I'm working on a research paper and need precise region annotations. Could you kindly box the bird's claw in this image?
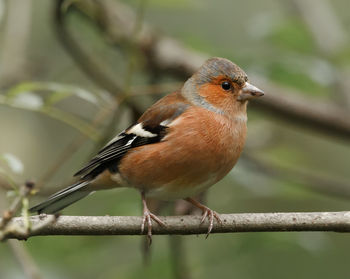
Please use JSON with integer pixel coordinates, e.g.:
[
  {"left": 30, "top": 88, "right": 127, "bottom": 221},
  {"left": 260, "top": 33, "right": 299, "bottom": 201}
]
[
  {"left": 200, "top": 208, "right": 222, "bottom": 238},
  {"left": 141, "top": 209, "right": 166, "bottom": 245}
]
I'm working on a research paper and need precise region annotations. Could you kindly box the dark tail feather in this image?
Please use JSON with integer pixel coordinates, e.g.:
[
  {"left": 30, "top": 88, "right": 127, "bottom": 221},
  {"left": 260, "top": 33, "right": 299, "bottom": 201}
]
[{"left": 30, "top": 181, "right": 92, "bottom": 214}]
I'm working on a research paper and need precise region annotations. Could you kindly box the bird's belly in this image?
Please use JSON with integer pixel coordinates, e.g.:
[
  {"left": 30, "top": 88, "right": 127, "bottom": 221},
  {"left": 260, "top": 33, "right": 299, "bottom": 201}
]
[
  {"left": 118, "top": 142, "right": 238, "bottom": 200},
  {"left": 145, "top": 175, "right": 217, "bottom": 200}
]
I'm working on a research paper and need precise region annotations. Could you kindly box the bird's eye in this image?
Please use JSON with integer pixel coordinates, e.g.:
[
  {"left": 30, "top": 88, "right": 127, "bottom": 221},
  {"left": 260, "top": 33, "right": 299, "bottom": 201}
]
[{"left": 221, "top": 81, "right": 231, "bottom": 91}]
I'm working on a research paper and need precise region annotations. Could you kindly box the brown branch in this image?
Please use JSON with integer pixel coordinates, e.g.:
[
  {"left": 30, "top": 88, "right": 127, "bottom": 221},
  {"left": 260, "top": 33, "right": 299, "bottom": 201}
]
[{"left": 3, "top": 211, "right": 350, "bottom": 240}]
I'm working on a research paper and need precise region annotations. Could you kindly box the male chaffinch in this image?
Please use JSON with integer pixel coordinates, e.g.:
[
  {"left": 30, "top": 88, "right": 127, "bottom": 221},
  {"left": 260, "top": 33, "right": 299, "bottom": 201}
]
[{"left": 30, "top": 57, "right": 264, "bottom": 240}]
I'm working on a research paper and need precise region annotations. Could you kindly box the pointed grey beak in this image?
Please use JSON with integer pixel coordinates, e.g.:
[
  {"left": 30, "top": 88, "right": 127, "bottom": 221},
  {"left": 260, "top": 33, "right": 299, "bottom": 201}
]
[{"left": 238, "top": 82, "right": 264, "bottom": 101}]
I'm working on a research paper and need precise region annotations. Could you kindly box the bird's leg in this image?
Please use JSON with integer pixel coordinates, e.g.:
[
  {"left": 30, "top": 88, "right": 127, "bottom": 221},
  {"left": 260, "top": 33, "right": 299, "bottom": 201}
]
[
  {"left": 185, "top": 197, "right": 222, "bottom": 238},
  {"left": 140, "top": 191, "right": 166, "bottom": 244}
]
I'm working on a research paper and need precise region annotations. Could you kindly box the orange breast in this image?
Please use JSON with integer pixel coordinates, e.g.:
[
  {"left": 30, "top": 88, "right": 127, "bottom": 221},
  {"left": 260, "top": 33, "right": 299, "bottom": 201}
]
[{"left": 117, "top": 107, "right": 247, "bottom": 200}]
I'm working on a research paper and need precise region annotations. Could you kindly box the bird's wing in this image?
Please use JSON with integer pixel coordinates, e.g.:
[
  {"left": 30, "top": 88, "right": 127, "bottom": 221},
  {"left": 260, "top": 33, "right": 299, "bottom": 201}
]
[{"left": 74, "top": 92, "right": 190, "bottom": 179}]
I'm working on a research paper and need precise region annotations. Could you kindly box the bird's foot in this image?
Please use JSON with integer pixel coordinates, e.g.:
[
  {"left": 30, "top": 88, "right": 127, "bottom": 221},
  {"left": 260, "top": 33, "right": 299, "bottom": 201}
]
[
  {"left": 185, "top": 197, "right": 222, "bottom": 238},
  {"left": 141, "top": 208, "right": 166, "bottom": 244},
  {"left": 141, "top": 192, "right": 166, "bottom": 245},
  {"left": 199, "top": 207, "right": 222, "bottom": 238}
]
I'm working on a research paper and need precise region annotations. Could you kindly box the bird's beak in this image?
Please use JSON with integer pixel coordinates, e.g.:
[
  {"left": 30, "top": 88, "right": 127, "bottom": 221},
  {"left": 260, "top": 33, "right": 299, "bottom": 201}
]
[{"left": 238, "top": 82, "right": 264, "bottom": 101}]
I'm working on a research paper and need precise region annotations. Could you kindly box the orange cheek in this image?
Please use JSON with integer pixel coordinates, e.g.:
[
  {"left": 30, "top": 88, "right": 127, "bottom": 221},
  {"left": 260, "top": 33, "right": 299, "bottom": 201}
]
[{"left": 198, "top": 83, "right": 232, "bottom": 108}]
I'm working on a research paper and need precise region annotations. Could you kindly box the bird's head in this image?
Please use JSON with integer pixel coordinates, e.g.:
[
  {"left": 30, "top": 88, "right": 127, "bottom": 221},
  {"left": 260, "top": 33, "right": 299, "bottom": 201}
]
[{"left": 182, "top": 57, "right": 264, "bottom": 114}]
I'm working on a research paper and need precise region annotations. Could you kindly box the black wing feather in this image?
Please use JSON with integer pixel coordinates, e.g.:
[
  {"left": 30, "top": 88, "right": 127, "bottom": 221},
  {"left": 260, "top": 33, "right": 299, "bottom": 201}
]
[{"left": 74, "top": 125, "right": 167, "bottom": 179}]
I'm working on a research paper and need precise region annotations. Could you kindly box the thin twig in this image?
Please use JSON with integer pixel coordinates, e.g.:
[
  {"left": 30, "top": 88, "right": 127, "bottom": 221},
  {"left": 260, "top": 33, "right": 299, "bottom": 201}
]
[
  {"left": 0, "top": 181, "right": 59, "bottom": 241},
  {"left": 0, "top": 181, "right": 34, "bottom": 230},
  {"left": 1, "top": 214, "right": 59, "bottom": 241}
]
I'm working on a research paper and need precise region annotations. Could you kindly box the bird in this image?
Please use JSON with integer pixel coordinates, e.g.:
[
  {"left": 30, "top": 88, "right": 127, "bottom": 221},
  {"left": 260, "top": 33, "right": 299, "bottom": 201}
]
[{"left": 30, "top": 57, "right": 264, "bottom": 241}]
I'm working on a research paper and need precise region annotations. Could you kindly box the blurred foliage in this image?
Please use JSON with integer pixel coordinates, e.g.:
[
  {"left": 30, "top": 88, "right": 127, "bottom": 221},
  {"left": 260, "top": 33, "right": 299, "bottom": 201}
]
[
  {"left": 0, "top": 152, "right": 21, "bottom": 191},
  {"left": 269, "top": 18, "right": 316, "bottom": 53},
  {"left": 1, "top": 82, "right": 103, "bottom": 140},
  {"left": 1, "top": 0, "right": 350, "bottom": 279}
]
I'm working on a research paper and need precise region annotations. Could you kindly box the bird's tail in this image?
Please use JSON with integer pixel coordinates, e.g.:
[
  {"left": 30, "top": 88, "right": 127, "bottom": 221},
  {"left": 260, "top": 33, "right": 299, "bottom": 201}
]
[{"left": 29, "top": 180, "right": 92, "bottom": 214}]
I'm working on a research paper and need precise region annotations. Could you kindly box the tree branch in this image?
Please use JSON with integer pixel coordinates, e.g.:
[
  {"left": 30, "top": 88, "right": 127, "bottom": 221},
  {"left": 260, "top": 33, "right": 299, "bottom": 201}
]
[{"left": 3, "top": 211, "right": 350, "bottom": 240}]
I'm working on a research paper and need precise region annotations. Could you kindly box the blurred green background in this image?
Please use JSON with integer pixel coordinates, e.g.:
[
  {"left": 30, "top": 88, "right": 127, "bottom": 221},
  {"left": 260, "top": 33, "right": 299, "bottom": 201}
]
[{"left": 1, "top": 0, "right": 350, "bottom": 278}]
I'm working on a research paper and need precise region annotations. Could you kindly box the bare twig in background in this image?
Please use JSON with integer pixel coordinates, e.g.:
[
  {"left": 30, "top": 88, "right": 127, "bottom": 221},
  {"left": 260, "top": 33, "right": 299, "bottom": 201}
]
[
  {"left": 36, "top": 100, "right": 117, "bottom": 189},
  {"left": 291, "top": 0, "right": 347, "bottom": 55},
  {"left": 249, "top": 78, "right": 350, "bottom": 140},
  {"left": 68, "top": 0, "right": 350, "bottom": 140},
  {"left": 0, "top": 177, "right": 13, "bottom": 193},
  {"left": 3, "top": 212, "right": 350, "bottom": 240},
  {"left": 168, "top": 199, "right": 200, "bottom": 279},
  {"left": 36, "top": 0, "right": 148, "bottom": 191},
  {"left": 336, "top": 68, "right": 350, "bottom": 110},
  {"left": 243, "top": 154, "right": 350, "bottom": 200},
  {"left": 8, "top": 240, "right": 42, "bottom": 279},
  {"left": 92, "top": 0, "right": 148, "bottom": 150},
  {"left": 54, "top": 0, "right": 122, "bottom": 95},
  {"left": 169, "top": 236, "right": 192, "bottom": 279},
  {"left": 0, "top": 0, "right": 32, "bottom": 86},
  {"left": 291, "top": 0, "right": 350, "bottom": 109},
  {"left": 54, "top": 0, "right": 143, "bottom": 116}
]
